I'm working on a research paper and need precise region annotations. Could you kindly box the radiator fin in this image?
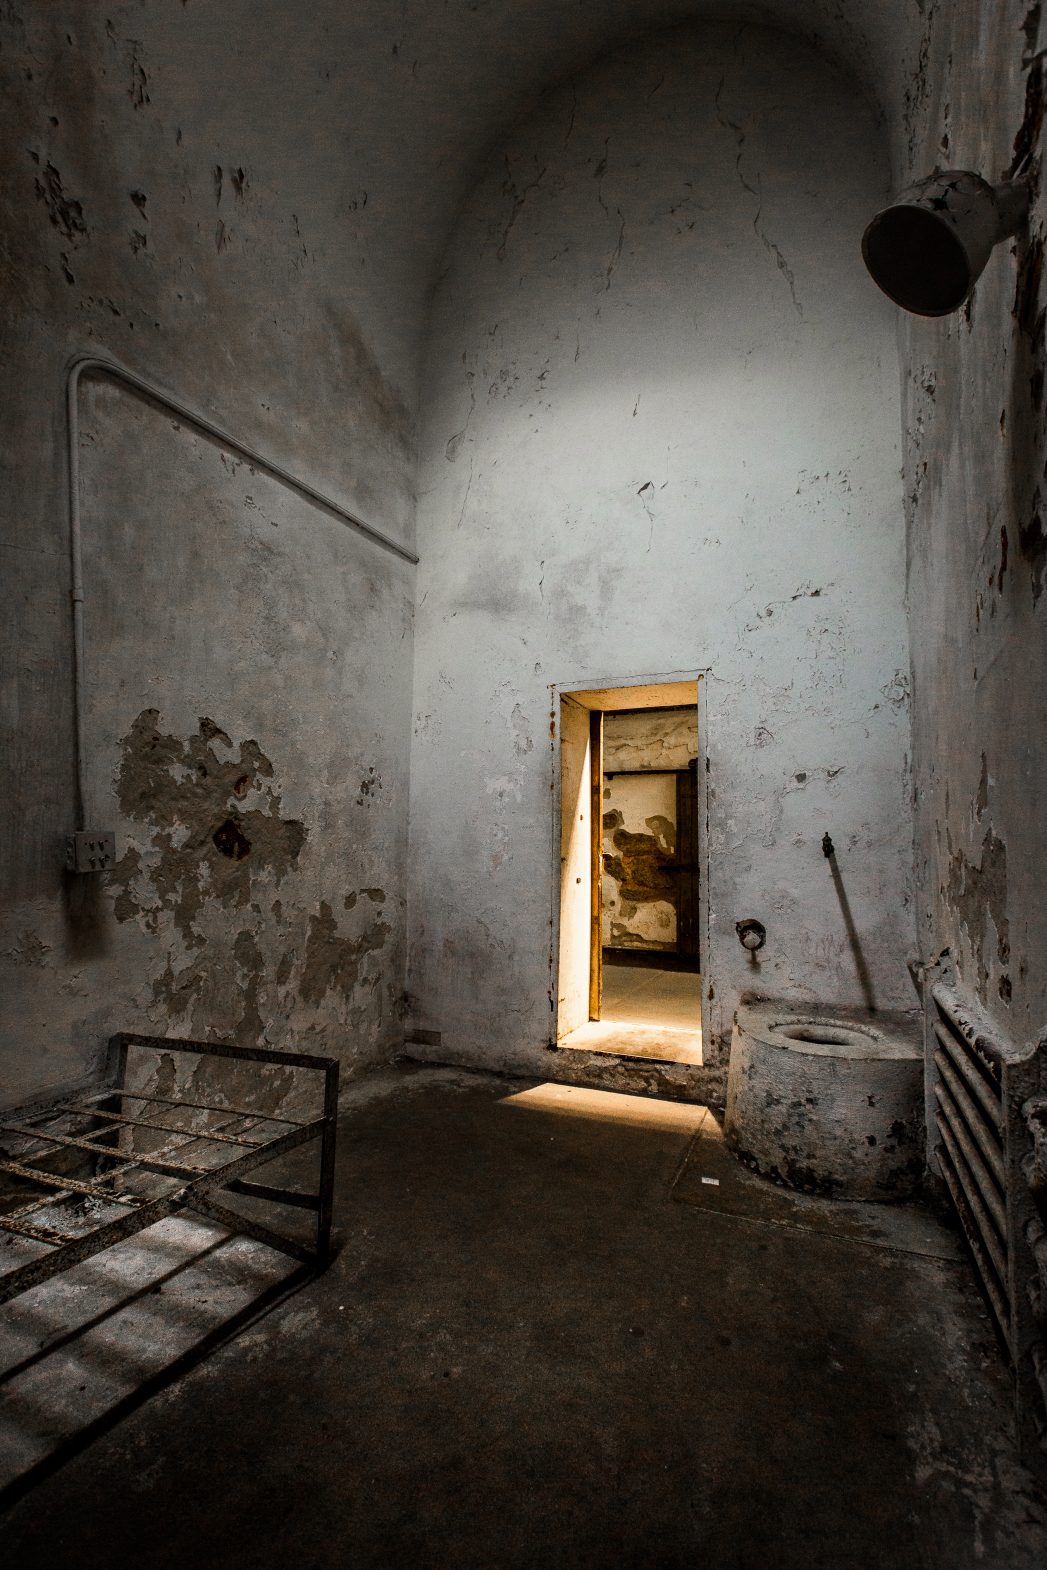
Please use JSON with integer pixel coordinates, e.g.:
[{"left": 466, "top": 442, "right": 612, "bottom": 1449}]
[{"left": 928, "top": 980, "right": 1045, "bottom": 1477}]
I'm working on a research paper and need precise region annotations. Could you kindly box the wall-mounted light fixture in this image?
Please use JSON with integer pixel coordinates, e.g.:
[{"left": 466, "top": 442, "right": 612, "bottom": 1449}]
[{"left": 862, "top": 170, "right": 1030, "bottom": 316}]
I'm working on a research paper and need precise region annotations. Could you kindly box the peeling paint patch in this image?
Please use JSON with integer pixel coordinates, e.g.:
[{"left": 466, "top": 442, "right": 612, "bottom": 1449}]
[
  {"left": 882, "top": 671, "right": 911, "bottom": 710},
  {"left": 110, "top": 709, "right": 306, "bottom": 947},
  {"left": 1007, "top": 55, "right": 1044, "bottom": 176},
  {"left": 5, "top": 930, "right": 50, "bottom": 967},
  {"left": 975, "top": 754, "right": 989, "bottom": 821},
  {"left": 1013, "top": 235, "right": 1044, "bottom": 347},
  {"left": 357, "top": 767, "right": 382, "bottom": 807},
  {"left": 510, "top": 703, "right": 534, "bottom": 757},
  {"left": 301, "top": 901, "right": 390, "bottom": 1007},
  {"left": 1018, "top": 497, "right": 1047, "bottom": 601},
  {"left": 33, "top": 161, "right": 87, "bottom": 242},
  {"left": 602, "top": 809, "right": 676, "bottom": 904},
  {"left": 127, "top": 39, "right": 150, "bottom": 110},
  {"left": 947, "top": 826, "right": 1010, "bottom": 997}
]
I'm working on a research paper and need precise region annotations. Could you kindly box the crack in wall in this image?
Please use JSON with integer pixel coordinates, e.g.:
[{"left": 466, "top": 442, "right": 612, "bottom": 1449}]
[
  {"left": 714, "top": 73, "right": 803, "bottom": 318},
  {"left": 604, "top": 209, "right": 626, "bottom": 290},
  {"left": 497, "top": 157, "right": 547, "bottom": 261},
  {"left": 445, "top": 374, "right": 475, "bottom": 462}
]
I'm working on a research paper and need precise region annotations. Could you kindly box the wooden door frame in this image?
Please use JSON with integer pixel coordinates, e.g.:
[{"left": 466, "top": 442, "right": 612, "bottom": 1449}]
[
  {"left": 676, "top": 762, "right": 701, "bottom": 963},
  {"left": 588, "top": 710, "right": 603, "bottom": 1021}
]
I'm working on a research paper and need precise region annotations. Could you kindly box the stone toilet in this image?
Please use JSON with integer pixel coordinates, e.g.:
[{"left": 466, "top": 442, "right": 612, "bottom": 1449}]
[{"left": 724, "top": 1000, "right": 924, "bottom": 1201}]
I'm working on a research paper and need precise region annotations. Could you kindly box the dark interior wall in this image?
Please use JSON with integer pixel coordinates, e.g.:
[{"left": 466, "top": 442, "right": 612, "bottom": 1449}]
[
  {"left": 903, "top": 0, "right": 1047, "bottom": 1049},
  {"left": 0, "top": 3, "right": 418, "bottom": 1107}
]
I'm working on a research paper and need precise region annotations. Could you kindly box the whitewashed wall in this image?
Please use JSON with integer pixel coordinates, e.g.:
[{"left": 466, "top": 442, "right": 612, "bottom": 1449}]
[{"left": 408, "top": 20, "right": 913, "bottom": 1073}]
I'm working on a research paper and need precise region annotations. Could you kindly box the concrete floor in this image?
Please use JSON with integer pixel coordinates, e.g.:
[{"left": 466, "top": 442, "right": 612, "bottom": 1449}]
[
  {"left": 3, "top": 1065, "right": 1046, "bottom": 1568},
  {"left": 601, "top": 962, "right": 702, "bottom": 1031},
  {"left": 561, "top": 961, "right": 704, "bottom": 1065}
]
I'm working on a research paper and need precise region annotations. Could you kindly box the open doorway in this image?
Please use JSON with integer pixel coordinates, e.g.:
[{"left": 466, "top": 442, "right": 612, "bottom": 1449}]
[
  {"left": 554, "top": 677, "right": 706, "bottom": 1066},
  {"left": 601, "top": 704, "right": 701, "bottom": 1035}
]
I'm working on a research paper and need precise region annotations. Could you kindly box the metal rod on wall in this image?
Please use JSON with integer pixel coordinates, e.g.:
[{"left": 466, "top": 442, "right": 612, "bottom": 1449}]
[{"left": 65, "top": 352, "right": 419, "bottom": 831}]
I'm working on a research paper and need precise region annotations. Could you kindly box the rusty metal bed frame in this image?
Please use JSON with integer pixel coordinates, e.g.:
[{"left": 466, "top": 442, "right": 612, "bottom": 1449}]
[{"left": 0, "top": 1033, "right": 339, "bottom": 1307}]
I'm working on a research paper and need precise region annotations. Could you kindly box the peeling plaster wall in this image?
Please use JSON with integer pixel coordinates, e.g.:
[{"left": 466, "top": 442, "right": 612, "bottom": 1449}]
[
  {"left": 602, "top": 710, "right": 696, "bottom": 950},
  {"left": 0, "top": 3, "right": 416, "bottom": 1107},
  {"left": 903, "top": 0, "right": 1047, "bottom": 1053},
  {"left": 0, "top": 0, "right": 928, "bottom": 1109},
  {"left": 408, "top": 21, "right": 914, "bottom": 1075},
  {"left": 603, "top": 707, "right": 697, "bottom": 772},
  {"left": 602, "top": 773, "right": 680, "bottom": 952}
]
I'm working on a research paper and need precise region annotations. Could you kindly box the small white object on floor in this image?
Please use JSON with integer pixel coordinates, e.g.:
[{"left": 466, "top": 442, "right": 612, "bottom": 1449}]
[{"left": 701, "top": 1176, "right": 720, "bottom": 1186}]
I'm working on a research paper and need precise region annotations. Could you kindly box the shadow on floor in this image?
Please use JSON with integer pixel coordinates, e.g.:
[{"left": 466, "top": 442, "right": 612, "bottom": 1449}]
[
  {"left": 3, "top": 1065, "right": 1045, "bottom": 1570},
  {"left": 0, "top": 1214, "right": 306, "bottom": 1505},
  {"left": 560, "top": 961, "right": 704, "bottom": 1066}
]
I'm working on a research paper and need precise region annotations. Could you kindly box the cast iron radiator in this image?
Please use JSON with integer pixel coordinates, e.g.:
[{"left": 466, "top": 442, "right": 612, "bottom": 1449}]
[{"left": 928, "top": 980, "right": 1047, "bottom": 1475}]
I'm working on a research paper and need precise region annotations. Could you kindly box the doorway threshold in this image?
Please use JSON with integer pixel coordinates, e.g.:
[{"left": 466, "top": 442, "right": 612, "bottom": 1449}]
[{"left": 558, "top": 1020, "right": 703, "bottom": 1067}]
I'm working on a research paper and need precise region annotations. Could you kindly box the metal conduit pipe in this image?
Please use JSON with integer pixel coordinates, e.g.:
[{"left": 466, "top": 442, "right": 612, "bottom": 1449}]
[{"left": 65, "top": 353, "right": 419, "bottom": 830}]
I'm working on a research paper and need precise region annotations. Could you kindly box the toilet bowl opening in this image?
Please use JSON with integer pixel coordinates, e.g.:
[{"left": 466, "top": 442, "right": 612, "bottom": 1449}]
[{"left": 781, "top": 1024, "right": 855, "bottom": 1046}]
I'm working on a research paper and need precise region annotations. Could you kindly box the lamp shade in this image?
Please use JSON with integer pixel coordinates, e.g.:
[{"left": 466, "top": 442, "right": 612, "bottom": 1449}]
[{"left": 862, "top": 170, "right": 1030, "bottom": 317}]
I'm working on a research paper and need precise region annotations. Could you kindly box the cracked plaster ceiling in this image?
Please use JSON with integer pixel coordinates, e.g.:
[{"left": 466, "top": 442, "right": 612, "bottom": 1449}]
[{"left": 120, "top": 1, "right": 919, "bottom": 382}]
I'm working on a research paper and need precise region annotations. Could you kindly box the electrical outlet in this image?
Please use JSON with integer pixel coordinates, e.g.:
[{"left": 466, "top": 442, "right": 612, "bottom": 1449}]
[{"left": 65, "top": 830, "right": 116, "bottom": 873}]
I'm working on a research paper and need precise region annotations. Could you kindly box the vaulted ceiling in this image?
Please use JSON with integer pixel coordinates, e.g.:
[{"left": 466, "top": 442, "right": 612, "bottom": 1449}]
[{"left": 45, "top": 1, "right": 915, "bottom": 395}]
